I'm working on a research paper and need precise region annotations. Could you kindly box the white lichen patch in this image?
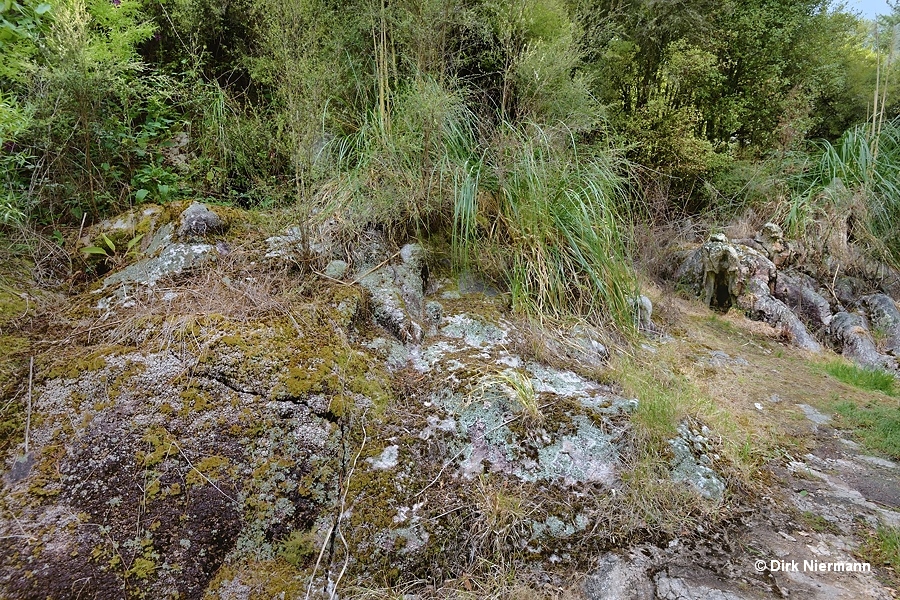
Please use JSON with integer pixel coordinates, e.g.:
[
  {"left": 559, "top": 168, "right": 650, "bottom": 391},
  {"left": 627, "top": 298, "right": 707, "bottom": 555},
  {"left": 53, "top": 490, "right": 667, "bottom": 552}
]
[
  {"left": 524, "top": 416, "right": 618, "bottom": 486},
  {"left": 364, "top": 337, "right": 410, "bottom": 370},
  {"left": 418, "top": 416, "right": 457, "bottom": 440},
  {"left": 526, "top": 362, "right": 597, "bottom": 398},
  {"left": 440, "top": 313, "right": 510, "bottom": 349},
  {"left": 409, "top": 340, "right": 460, "bottom": 372},
  {"left": 368, "top": 445, "right": 400, "bottom": 470}
]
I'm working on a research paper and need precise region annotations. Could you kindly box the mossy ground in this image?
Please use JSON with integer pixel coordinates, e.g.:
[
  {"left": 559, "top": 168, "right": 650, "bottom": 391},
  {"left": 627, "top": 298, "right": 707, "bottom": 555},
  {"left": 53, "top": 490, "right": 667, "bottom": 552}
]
[{"left": 0, "top": 231, "right": 368, "bottom": 598}]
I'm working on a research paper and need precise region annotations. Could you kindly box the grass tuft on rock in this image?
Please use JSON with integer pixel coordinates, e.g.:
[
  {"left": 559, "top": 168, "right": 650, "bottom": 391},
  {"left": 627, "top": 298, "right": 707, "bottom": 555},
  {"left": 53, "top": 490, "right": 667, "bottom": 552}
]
[
  {"left": 458, "top": 122, "right": 637, "bottom": 330},
  {"left": 326, "top": 89, "right": 639, "bottom": 330}
]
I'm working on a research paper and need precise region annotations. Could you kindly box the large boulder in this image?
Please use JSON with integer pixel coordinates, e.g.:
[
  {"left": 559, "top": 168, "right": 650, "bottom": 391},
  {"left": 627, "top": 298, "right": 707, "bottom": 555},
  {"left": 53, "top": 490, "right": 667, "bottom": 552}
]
[
  {"left": 861, "top": 294, "right": 900, "bottom": 356},
  {"left": 828, "top": 311, "right": 898, "bottom": 371},
  {"left": 675, "top": 234, "right": 745, "bottom": 312},
  {"left": 177, "top": 202, "right": 225, "bottom": 240},
  {"left": 676, "top": 235, "right": 820, "bottom": 352},
  {"left": 774, "top": 271, "right": 833, "bottom": 333}
]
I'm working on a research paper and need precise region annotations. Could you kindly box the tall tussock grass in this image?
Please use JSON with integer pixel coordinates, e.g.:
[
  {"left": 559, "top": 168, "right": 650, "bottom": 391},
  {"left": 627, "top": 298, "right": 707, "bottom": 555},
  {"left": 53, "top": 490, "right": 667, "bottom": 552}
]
[
  {"left": 322, "top": 78, "right": 477, "bottom": 237},
  {"left": 459, "top": 123, "right": 636, "bottom": 329},
  {"left": 320, "top": 77, "right": 637, "bottom": 330},
  {"left": 788, "top": 118, "right": 900, "bottom": 265}
]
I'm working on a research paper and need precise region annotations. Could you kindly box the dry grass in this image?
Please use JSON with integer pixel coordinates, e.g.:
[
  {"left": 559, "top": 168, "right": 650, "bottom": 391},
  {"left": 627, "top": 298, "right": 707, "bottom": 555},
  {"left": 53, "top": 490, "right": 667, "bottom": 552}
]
[
  {"left": 632, "top": 283, "right": 898, "bottom": 466},
  {"left": 41, "top": 231, "right": 325, "bottom": 355}
]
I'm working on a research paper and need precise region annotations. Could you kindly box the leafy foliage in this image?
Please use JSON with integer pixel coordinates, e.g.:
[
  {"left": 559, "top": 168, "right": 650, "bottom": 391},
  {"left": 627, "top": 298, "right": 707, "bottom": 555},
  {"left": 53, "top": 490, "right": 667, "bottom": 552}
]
[{"left": 2, "top": 0, "right": 899, "bottom": 320}]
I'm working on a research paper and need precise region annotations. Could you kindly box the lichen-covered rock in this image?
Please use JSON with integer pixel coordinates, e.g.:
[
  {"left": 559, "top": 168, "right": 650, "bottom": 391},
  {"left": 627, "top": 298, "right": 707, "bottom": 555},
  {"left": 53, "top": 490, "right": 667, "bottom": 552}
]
[
  {"left": 323, "top": 259, "right": 349, "bottom": 280},
  {"left": 676, "top": 236, "right": 820, "bottom": 352},
  {"left": 0, "top": 349, "right": 335, "bottom": 599},
  {"left": 264, "top": 226, "right": 306, "bottom": 260},
  {"left": 828, "top": 311, "right": 898, "bottom": 371},
  {"left": 669, "top": 423, "right": 725, "bottom": 501},
  {"left": 583, "top": 553, "right": 654, "bottom": 600},
  {"left": 356, "top": 243, "right": 428, "bottom": 344},
  {"left": 655, "top": 568, "right": 751, "bottom": 600},
  {"left": 177, "top": 202, "right": 225, "bottom": 240},
  {"left": 832, "top": 275, "right": 870, "bottom": 308},
  {"left": 630, "top": 294, "right": 656, "bottom": 331},
  {"left": 861, "top": 294, "right": 900, "bottom": 356},
  {"left": 739, "top": 278, "right": 822, "bottom": 352},
  {"left": 677, "top": 234, "right": 743, "bottom": 311},
  {"left": 4, "top": 206, "right": 750, "bottom": 598},
  {"left": 103, "top": 236, "right": 214, "bottom": 289},
  {"left": 774, "top": 271, "right": 833, "bottom": 333}
]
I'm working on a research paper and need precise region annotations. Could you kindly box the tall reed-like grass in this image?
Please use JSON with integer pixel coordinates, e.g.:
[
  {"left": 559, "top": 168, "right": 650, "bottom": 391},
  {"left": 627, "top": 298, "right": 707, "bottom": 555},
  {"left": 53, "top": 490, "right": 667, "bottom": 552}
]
[
  {"left": 323, "top": 79, "right": 637, "bottom": 330},
  {"left": 787, "top": 118, "right": 900, "bottom": 263},
  {"left": 467, "top": 123, "right": 637, "bottom": 329},
  {"left": 324, "top": 77, "right": 477, "bottom": 237}
]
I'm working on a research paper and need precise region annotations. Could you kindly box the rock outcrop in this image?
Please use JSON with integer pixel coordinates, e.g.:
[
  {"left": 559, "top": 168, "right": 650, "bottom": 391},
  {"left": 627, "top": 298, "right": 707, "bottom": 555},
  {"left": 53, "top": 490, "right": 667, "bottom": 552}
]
[
  {"left": 677, "top": 232, "right": 821, "bottom": 352},
  {"left": 675, "top": 225, "right": 900, "bottom": 371},
  {"left": 3, "top": 210, "right": 734, "bottom": 599}
]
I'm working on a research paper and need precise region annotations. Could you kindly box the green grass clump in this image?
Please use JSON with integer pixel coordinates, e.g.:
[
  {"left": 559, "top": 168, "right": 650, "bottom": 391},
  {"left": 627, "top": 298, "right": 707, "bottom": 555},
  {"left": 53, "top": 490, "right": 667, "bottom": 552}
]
[
  {"left": 824, "top": 361, "right": 897, "bottom": 396},
  {"left": 460, "top": 123, "right": 637, "bottom": 329},
  {"left": 326, "top": 82, "right": 638, "bottom": 330},
  {"left": 787, "top": 118, "right": 900, "bottom": 263},
  {"left": 832, "top": 400, "right": 900, "bottom": 459},
  {"left": 860, "top": 524, "right": 900, "bottom": 572}
]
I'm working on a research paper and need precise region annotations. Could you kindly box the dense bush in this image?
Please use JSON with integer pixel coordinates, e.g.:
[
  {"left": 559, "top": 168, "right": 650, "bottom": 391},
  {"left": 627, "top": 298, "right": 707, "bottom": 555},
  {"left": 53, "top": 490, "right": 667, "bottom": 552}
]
[{"left": 2, "top": 0, "right": 899, "bottom": 321}]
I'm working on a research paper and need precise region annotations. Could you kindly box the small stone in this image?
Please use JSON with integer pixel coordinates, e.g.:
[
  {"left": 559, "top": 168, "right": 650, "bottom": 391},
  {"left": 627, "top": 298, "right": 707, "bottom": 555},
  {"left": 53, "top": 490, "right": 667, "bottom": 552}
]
[
  {"left": 778, "top": 531, "right": 797, "bottom": 542},
  {"left": 629, "top": 294, "right": 655, "bottom": 330},
  {"left": 425, "top": 301, "right": 443, "bottom": 327},
  {"left": 177, "top": 202, "right": 224, "bottom": 240}
]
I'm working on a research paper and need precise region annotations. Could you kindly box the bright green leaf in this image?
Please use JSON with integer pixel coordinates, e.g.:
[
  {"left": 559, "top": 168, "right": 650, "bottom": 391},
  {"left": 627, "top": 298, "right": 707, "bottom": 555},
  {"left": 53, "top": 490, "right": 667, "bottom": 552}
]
[
  {"left": 126, "top": 233, "right": 144, "bottom": 251},
  {"left": 100, "top": 233, "right": 116, "bottom": 253}
]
